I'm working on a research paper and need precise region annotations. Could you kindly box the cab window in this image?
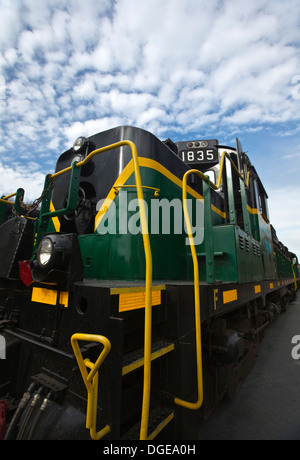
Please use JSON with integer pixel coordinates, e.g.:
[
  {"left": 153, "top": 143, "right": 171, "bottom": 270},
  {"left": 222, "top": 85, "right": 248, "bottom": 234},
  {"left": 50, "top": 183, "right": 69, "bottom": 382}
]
[{"left": 254, "top": 179, "right": 269, "bottom": 222}]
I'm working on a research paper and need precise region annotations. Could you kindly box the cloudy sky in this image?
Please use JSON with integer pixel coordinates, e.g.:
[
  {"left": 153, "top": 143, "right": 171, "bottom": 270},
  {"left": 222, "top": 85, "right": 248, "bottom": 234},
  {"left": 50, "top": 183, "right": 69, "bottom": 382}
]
[{"left": 0, "top": 0, "right": 299, "bottom": 255}]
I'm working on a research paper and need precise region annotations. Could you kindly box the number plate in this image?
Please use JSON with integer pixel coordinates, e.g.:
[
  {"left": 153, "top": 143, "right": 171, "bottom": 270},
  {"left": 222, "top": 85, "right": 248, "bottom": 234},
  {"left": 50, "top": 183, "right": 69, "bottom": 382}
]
[
  {"left": 179, "top": 149, "right": 218, "bottom": 164},
  {"left": 176, "top": 139, "right": 219, "bottom": 165}
]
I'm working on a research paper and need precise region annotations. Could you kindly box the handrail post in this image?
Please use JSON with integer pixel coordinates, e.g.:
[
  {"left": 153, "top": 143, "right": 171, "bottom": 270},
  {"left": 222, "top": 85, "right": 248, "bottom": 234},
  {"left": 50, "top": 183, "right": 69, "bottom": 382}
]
[
  {"left": 71, "top": 333, "right": 111, "bottom": 440},
  {"left": 239, "top": 177, "right": 250, "bottom": 234},
  {"left": 225, "top": 155, "right": 237, "bottom": 225},
  {"left": 43, "top": 162, "right": 81, "bottom": 219},
  {"left": 174, "top": 169, "right": 204, "bottom": 410},
  {"left": 33, "top": 174, "right": 54, "bottom": 250},
  {"left": 13, "top": 188, "right": 25, "bottom": 216},
  {"left": 35, "top": 163, "right": 81, "bottom": 249},
  {"left": 203, "top": 177, "right": 215, "bottom": 284},
  {"left": 40, "top": 141, "right": 152, "bottom": 440}
]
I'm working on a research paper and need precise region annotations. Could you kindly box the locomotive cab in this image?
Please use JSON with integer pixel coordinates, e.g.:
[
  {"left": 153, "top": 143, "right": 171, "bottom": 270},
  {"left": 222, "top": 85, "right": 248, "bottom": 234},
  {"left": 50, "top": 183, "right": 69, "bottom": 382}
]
[{"left": 0, "top": 126, "right": 298, "bottom": 441}]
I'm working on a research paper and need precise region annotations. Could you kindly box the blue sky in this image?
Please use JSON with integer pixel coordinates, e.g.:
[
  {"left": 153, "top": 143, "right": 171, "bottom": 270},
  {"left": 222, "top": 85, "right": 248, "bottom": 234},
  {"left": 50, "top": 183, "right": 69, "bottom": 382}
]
[{"left": 0, "top": 0, "right": 299, "bottom": 255}]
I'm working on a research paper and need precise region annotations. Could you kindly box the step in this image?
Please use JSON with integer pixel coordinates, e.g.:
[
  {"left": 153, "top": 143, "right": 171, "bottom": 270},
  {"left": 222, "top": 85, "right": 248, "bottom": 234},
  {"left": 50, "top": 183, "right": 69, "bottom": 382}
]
[
  {"left": 121, "top": 405, "right": 175, "bottom": 440},
  {"left": 122, "top": 339, "right": 175, "bottom": 376}
]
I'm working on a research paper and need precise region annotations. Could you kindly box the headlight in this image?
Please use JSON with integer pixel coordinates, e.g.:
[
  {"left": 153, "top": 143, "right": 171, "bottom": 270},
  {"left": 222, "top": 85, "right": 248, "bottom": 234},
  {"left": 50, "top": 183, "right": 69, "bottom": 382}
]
[
  {"left": 73, "top": 136, "right": 88, "bottom": 151},
  {"left": 37, "top": 238, "right": 54, "bottom": 268},
  {"left": 32, "top": 233, "right": 83, "bottom": 287}
]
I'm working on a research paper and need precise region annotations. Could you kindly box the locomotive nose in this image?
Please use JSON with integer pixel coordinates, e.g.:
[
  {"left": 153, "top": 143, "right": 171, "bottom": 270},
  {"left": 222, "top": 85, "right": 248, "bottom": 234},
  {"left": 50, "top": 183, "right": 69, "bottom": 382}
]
[{"left": 31, "top": 233, "right": 83, "bottom": 288}]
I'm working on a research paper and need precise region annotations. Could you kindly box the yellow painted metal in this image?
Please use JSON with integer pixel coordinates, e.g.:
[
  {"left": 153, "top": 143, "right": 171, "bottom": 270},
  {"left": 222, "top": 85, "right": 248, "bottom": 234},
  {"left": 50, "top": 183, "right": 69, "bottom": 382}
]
[
  {"left": 208, "top": 150, "right": 243, "bottom": 191},
  {"left": 176, "top": 150, "right": 243, "bottom": 195},
  {"left": 122, "top": 343, "right": 175, "bottom": 376},
  {"left": 110, "top": 284, "right": 165, "bottom": 295},
  {"left": 70, "top": 333, "right": 111, "bottom": 440},
  {"left": 147, "top": 411, "right": 175, "bottom": 440},
  {"left": 254, "top": 285, "right": 261, "bottom": 294},
  {"left": 0, "top": 198, "right": 14, "bottom": 205},
  {"left": 292, "top": 265, "right": 298, "bottom": 292},
  {"left": 174, "top": 169, "right": 204, "bottom": 410},
  {"left": 2, "top": 192, "right": 17, "bottom": 200},
  {"left": 118, "top": 289, "right": 161, "bottom": 313},
  {"left": 223, "top": 289, "right": 238, "bottom": 304},
  {"left": 113, "top": 184, "right": 160, "bottom": 197},
  {"left": 31, "top": 287, "right": 69, "bottom": 307},
  {"left": 32, "top": 287, "right": 58, "bottom": 305}
]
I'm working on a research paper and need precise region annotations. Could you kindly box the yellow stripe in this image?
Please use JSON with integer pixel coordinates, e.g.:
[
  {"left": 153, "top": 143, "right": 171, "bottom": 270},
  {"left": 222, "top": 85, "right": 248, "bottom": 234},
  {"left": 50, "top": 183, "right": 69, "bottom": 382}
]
[
  {"left": 32, "top": 287, "right": 58, "bottom": 305},
  {"left": 247, "top": 205, "right": 258, "bottom": 215},
  {"left": 59, "top": 291, "right": 69, "bottom": 308},
  {"left": 31, "top": 287, "right": 69, "bottom": 307},
  {"left": 254, "top": 285, "right": 261, "bottom": 294},
  {"left": 122, "top": 343, "right": 175, "bottom": 376},
  {"left": 147, "top": 411, "right": 175, "bottom": 440},
  {"left": 50, "top": 201, "right": 61, "bottom": 232},
  {"left": 94, "top": 159, "right": 135, "bottom": 231},
  {"left": 223, "top": 289, "right": 238, "bottom": 304},
  {"left": 111, "top": 285, "right": 165, "bottom": 295},
  {"left": 247, "top": 204, "right": 271, "bottom": 229},
  {"left": 119, "top": 289, "right": 161, "bottom": 312},
  {"left": 94, "top": 157, "right": 226, "bottom": 230},
  {"left": 140, "top": 158, "right": 226, "bottom": 219}
]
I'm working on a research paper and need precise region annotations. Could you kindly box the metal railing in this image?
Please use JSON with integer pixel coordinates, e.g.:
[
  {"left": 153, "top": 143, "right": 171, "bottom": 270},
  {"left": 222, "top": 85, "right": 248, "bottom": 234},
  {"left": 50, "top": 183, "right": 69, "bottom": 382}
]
[
  {"left": 71, "top": 333, "right": 111, "bottom": 440},
  {"left": 175, "top": 150, "right": 247, "bottom": 410},
  {"left": 42, "top": 141, "right": 153, "bottom": 440}
]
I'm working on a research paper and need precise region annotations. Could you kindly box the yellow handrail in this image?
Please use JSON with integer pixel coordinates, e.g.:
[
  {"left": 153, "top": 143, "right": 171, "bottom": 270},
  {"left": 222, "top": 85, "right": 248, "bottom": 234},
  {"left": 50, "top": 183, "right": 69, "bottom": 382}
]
[
  {"left": 0, "top": 198, "right": 14, "bottom": 206},
  {"left": 176, "top": 152, "right": 247, "bottom": 410},
  {"left": 204, "top": 150, "right": 244, "bottom": 192},
  {"left": 54, "top": 141, "right": 153, "bottom": 440},
  {"left": 2, "top": 192, "right": 17, "bottom": 200},
  {"left": 71, "top": 333, "right": 111, "bottom": 440},
  {"left": 113, "top": 184, "right": 160, "bottom": 197},
  {"left": 174, "top": 169, "right": 205, "bottom": 410},
  {"left": 292, "top": 265, "right": 298, "bottom": 292}
]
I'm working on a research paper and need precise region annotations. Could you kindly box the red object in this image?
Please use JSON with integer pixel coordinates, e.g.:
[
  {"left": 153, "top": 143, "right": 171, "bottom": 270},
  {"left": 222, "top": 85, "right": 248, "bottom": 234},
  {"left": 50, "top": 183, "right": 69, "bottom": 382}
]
[
  {"left": 0, "top": 401, "right": 8, "bottom": 440},
  {"left": 19, "top": 260, "right": 33, "bottom": 286}
]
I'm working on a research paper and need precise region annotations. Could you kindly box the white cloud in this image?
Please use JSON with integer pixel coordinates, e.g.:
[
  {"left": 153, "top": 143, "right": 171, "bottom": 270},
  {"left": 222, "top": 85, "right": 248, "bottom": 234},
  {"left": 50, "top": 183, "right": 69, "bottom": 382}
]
[
  {"left": 1, "top": 0, "right": 299, "bottom": 146},
  {"left": 0, "top": 161, "right": 45, "bottom": 202}
]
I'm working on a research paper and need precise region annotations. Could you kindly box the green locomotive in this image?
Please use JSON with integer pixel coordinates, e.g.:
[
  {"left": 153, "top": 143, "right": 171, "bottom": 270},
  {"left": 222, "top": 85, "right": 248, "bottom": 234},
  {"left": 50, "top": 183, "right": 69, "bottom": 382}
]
[{"left": 0, "top": 126, "right": 299, "bottom": 440}]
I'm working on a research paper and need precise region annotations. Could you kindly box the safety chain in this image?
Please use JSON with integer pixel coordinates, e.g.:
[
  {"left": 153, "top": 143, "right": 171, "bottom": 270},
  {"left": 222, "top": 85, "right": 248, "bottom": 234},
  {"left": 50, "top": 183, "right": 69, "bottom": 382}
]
[{"left": 13, "top": 176, "right": 55, "bottom": 217}]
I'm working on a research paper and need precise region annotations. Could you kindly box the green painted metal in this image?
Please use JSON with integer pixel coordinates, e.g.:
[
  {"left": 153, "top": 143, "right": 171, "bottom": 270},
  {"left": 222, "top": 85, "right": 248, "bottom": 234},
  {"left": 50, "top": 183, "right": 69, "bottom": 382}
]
[
  {"left": 0, "top": 197, "right": 7, "bottom": 226},
  {"left": 30, "top": 141, "right": 290, "bottom": 286},
  {"left": 225, "top": 156, "right": 236, "bottom": 225},
  {"left": 13, "top": 188, "right": 25, "bottom": 216},
  {"left": 274, "top": 246, "right": 294, "bottom": 279},
  {"left": 43, "top": 163, "right": 81, "bottom": 219},
  {"left": 35, "top": 163, "right": 81, "bottom": 250},
  {"left": 203, "top": 179, "right": 215, "bottom": 284},
  {"left": 79, "top": 167, "right": 195, "bottom": 281},
  {"left": 239, "top": 177, "right": 250, "bottom": 234},
  {"left": 33, "top": 174, "right": 54, "bottom": 250}
]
